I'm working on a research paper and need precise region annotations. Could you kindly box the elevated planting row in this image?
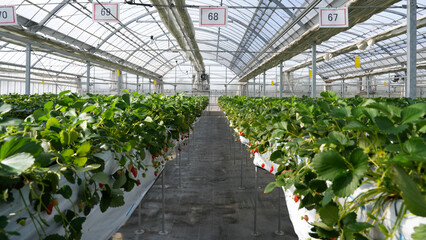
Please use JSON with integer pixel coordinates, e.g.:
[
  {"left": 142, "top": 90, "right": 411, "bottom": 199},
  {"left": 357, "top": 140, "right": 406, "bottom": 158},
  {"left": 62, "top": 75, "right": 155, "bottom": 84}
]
[
  {"left": 0, "top": 91, "right": 208, "bottom": 240},
  {"left": 219, "top": 92, "right": 426, "bottom": 240}
]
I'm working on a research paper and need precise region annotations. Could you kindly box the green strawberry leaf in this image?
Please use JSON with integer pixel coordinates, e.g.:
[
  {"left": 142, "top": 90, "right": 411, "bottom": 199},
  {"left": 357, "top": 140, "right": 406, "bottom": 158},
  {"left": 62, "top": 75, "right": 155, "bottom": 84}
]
[
  {"left": 312, "top": 151, "right": 347, "bottom": 180},
  {"left": 319, "top": 203, "right": 339, "bottom": 227},
  {"left": 392, "top": 166, "right": 426, "bottom": 217}
]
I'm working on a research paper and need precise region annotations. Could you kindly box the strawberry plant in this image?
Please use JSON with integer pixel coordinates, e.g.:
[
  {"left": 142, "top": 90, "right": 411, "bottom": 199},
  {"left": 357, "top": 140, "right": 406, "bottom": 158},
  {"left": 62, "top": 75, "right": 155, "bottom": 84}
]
[
  {"left": 219, "top": 92, "right": 426, "bottom": 239},
  {"left": 0, "top": 91, "right": 208, "bottom": 240}
]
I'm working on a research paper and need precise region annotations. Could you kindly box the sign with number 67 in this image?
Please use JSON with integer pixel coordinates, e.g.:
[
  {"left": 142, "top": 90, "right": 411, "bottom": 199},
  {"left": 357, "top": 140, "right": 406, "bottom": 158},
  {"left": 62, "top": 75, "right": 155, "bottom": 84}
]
[
  {"left": 319, "top": 8, "right": 348, "bottom": 28},
  {"left": 93, "top": 3, "right": 119, "bottom": 22}
]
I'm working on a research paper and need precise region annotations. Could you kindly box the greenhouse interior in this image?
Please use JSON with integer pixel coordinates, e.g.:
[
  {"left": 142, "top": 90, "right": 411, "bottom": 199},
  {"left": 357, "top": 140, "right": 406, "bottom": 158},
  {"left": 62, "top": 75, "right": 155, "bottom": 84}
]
[{"left": 0, "top": 0, "right": 425, "bottom": 240}]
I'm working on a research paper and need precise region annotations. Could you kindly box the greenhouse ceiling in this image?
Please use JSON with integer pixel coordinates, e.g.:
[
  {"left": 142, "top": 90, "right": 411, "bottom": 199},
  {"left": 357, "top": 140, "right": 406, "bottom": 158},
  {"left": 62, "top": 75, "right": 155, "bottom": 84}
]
[{"left": 0, "top": 0, "right": 425, "bottom": 84}]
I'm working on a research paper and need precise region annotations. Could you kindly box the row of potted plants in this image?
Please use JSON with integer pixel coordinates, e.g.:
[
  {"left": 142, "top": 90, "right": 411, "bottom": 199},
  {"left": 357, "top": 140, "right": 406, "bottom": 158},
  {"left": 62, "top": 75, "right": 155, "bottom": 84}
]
[
  {"left": 0, "top": 91, "right": 208, "bottom": 240},
  {"left": 219, "top": 91, "right": 425, "bottom": 240}
]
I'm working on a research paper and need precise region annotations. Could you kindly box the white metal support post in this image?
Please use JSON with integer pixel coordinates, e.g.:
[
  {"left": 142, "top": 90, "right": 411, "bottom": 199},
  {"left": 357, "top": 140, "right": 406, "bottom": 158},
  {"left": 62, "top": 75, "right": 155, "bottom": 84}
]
[
  {"left": 117, "top": 70, "right": 122, "bottom": 95},
  {"left": 388, "top": 77, "right": 391, "bottom": 98},
  {"left": 149, "top": 78, "right": 152, "bottom": 93},
  {"left": 86, "top": 61, "right": 90, "bottom": 94},
  {"left": 136, "top": 75, "right": 139, "bottom": 93},
  {"left": 279, "top": 62, "right": 283, "bottom": 98},
  {"left": 341, "top": 80, "right": 345, "bottom": 98},
  {"left": 406, "top": 0, "right": 417, "bottom": 98},
  {"left": 225, "top": 85, "right": 227, "bottom": 96},
  {"left": 367, "top": 76, "right": 370, "bottom": 98},
  {"left": 263, "top": 71, "right": 266, "bottom": 97},
  {"left": 25, "top": 43, "right": 31, "bottom": 95},
  {"left": 253, "top": 77, "right": 255, "bottom": 97},
  {"left": 312, "top": 42, "right": 317, "bottom": 99}
]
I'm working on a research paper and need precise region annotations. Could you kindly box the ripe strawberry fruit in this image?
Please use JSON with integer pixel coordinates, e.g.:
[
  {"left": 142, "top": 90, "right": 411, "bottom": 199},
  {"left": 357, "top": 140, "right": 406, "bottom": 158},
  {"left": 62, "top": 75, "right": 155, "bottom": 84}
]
[
  {"left": 131, "top": 168, "right": 138, "bottom": 178},
  {"left": 46, "top": 202, "right": 54, "bottom": 215},
  {"left": 303, "top": 215, "right": 309, "bottom": 221},
  {"left": 261, "top": 163, "right": 265, "bottom": 168},
  {"left": 99, "top": 183, "right": 104, "bottom": 188},
  {"left": 294, "top": 195, "right": 300, "bottom": 203},
  {"left": 270, "top": 166, "right": 274, "bottom": 173},
  {"left": 137, "top": 179, "right": 141, "bottom": 186},
  {"left": 154, "top": 172, "right": 158, "bottom": 177}
]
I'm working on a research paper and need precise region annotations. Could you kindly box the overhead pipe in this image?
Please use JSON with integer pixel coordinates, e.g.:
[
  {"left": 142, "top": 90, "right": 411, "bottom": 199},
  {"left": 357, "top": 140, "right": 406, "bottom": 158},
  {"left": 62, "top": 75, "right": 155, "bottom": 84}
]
[{"left": 150, "top": 0, "right": 205, "bottom": 73}]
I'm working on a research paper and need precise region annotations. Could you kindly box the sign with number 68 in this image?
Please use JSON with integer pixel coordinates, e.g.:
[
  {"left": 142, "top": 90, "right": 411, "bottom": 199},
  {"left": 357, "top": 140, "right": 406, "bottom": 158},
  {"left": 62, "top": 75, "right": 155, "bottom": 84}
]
[
  {"left": 200, "top": 7, "right": 228, "bottom": 27},
  {"left": 0, "top": 6, "right": 17, "bottom": 26},
  {"left": 93, "top": 3, "right": 119, "bottom": 22},
  {"left": 319, "top": 8, "right": 348, "bottom": 28}
]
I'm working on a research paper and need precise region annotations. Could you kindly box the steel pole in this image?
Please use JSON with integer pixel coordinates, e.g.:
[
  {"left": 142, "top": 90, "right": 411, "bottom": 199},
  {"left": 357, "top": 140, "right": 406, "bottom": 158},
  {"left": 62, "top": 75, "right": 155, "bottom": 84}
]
[
  {"left": 312, "top": 42, "right": 317, "bottom": 99},
  {"left": 406, "top": 0, "right": 417, "bottom": 98},
  {"left": 25, "top": 43, "right": 31, "bottom": 95}
]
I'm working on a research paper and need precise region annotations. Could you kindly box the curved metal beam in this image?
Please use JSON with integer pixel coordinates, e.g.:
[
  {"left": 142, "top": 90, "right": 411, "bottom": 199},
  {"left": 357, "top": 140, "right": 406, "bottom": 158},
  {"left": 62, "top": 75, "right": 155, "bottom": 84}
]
[
  {"left": 95, "top": 10, "right": 158, "bottom": 50},
  {"left": 157, "top": 41, "right": 243, "bottom": 75},
  {"left": 30, "top": 0, "right": 70, "bottom": 33}
]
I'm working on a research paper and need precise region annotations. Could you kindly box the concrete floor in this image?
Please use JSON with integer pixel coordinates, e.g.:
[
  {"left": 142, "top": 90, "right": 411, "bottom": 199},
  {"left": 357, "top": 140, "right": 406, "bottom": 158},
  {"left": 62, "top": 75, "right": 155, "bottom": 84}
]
[{"left": 113, "top": 111, "right": 298, "bottom": 240}]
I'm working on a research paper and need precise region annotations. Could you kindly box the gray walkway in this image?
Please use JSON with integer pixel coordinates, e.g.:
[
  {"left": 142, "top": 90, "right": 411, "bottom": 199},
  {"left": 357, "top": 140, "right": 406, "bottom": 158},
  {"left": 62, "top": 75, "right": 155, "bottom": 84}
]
[{"left": 113, "top": 111, "right": 298, "bottom": 240}]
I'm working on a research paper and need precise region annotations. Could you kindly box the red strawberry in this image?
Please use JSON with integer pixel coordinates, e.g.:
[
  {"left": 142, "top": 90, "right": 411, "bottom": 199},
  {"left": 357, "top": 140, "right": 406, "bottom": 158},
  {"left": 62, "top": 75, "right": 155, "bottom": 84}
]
[
  {"left": 99, "top": 183, "right": 104, "bottom": 188},
  {"left": 178, "top": 148, "right": 182, "bottom": 152},
  {"left": 137, "top": 179, "right": 141, "bottom": 186},
  {"left": 303, "top": 215, "right": 309, "bottom": 221},
  {"left": 152, "top": 155, "right": 155, "bottom": 160},
  {"left": 46, "top": 202, "right": 54, "bottom": 215},
  {"left": 154, "top": 172, "right": 158, "bottom": 177},
  {"left": 261, "top": 163, "right": 265, "bottom": 168},
  {"left": 331, "top": 238, "right": 336, "bottom": 240},
  {"left": 131, "top": 168, "right": 138, "bottom": 178},
  {"left": 254, "top": 148, "right": 258, "bottom": 153},
  {"left": 238, "top": 139, "right": 241, "bottom": 141},
  {"left": 294, "top": 195, "right": 300, "bottom": 203},
  {"left": 270, "top": 166, "right": 274, "bottom": 173},
  {"left": 250, "top": 149, "right": 254, "bottom": 154}
]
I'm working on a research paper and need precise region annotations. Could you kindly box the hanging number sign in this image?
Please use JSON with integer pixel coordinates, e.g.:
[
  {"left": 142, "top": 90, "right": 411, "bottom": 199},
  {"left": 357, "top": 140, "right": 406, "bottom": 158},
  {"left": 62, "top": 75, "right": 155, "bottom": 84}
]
[
  {"left": 271, "top": 81, "right": 274, "bottom": 86},
  {"left": 319, "top": 8, "right": 348, "bottom": 28},
  {"left": 0, "top": 6, "right": 17, "bottom": 26},
  {"left": 154, "top": 80, "right": 157, "bottom": 85},
  {"left": 309, "top": 69, "right": 313, "bottom": 78},
  {"left": 200, "top": 7, "right": 228, "bottom": 27},
  {"left": 93, "top": 3, "right": 119, "bottom": 22}
]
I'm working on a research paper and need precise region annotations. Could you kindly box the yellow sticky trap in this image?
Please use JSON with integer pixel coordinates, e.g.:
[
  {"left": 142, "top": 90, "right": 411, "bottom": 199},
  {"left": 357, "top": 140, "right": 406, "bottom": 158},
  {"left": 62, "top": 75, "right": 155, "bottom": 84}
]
[
  {"left": 384, "top": 82, "right": 387, "bottom": 87},
  {"left": 42, "top": 80, "right": 45, "bottom": 84},
  {"left": 309, "top": 70, "right": 312, "bottom": 78},
  {"left": 116, "top": 70, "right": 120, "bottom": 76},
  {"left": 154, "top": 80, "right": 157, "bottom": 85},
  {"left": 271, "top": 81, "right": 274, "bottom": 86},
  {"left": 355, "top": 56, "right": 361, "bottom": 68}
]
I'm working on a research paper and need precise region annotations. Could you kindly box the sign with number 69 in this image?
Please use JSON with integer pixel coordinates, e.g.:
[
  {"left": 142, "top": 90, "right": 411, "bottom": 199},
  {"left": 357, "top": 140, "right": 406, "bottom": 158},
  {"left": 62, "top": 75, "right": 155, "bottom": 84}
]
[
  {"left": 200, "top": 7, "right": 228, "bottom": 27},
  {"left": 93, "top": 3, "right": 119, "bottom": 22},
  {"left": 0, "top": 6, "right": 17, "bottom": 26},
  {"left": 319, "top": 8, "right": 348, "bottom": 28}
]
